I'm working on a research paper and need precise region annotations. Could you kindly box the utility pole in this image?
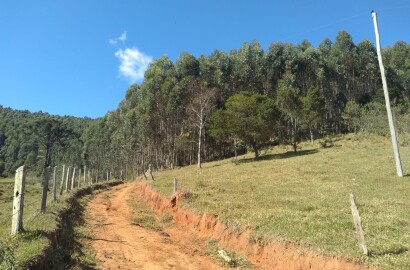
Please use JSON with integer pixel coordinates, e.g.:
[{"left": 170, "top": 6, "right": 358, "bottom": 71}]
[{"left": 372, "top": 10, "right": 403, "bottom": 177}]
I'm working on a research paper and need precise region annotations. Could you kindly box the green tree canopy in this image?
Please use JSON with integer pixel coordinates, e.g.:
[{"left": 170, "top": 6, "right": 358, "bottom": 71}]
[{"left": 209, "top": 92, "right": 280, "bottom": 157}]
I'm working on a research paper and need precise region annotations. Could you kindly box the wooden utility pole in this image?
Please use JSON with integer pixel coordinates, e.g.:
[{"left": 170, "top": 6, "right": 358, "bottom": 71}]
[
  {"left": 11, "top": 166, "right": 26, "bottom": 235},
  {"left": 52, "top": 166, "right": 57, "bottom": 201},
  {"left": 372, "top": 10, "right": 403, "bottom": 177}
]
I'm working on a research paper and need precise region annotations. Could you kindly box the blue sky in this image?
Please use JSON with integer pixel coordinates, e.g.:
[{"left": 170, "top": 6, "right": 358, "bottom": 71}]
[{"left": 1, "top": 1, "right": 410, "bottom": 118}]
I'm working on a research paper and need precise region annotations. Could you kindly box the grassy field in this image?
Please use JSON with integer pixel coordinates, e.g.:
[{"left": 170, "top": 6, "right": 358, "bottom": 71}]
[
  {"left": 0, "top": 176, "right": 61, "bottom": 268},
  {"left": 151, "top": 133, "right": 410, "bottom": 270}
]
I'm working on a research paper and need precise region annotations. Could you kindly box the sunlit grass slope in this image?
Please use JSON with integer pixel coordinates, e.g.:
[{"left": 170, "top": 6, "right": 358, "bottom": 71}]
[{"left": 152, "top": 133, "right": 410, "bottom": 269}]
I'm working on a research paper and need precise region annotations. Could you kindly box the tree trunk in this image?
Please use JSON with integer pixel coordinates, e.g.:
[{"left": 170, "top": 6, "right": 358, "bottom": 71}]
[
  {"left": 251, "top": 140, "right": 259, "bottom": 158},
  {"left": 233, "top": 138, "right": 238, "bottom": 161},
  {"left": 309, "top": 125, "right": 314, "bottom": 145},
  {"left": 198, "top": 123, "right": 202, "bottom": 169}
]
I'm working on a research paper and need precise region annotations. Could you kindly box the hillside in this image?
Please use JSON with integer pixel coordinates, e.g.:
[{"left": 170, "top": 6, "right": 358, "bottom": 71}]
[
  {"left": 0, "top": 105, "right": 93, "bottom": 177},
  {"left": 150, "top": 133, "right": 410, "bottom": 269}
]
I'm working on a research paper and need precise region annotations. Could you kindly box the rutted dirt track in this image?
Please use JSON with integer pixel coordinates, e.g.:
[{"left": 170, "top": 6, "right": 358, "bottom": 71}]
[
  {"left": 85, "top": 182, "right": 225, "bottom": 270},
  {"left": 85, "top": 180, "right": 373, "bottom": 270}
]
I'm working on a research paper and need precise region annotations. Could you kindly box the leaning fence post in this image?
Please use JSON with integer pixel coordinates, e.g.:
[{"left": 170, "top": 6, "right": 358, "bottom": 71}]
[
  {"left": 173, "top": 177, "right": 178, "bottom": 194},
  {"left": 11, "top": 165, "right": 26, "bottom": 235},
  {"left": 52, "top": 166, "right": 57, "bottom": 201},
  {"left": 350, "top": 193, "right": 368, "bottom": 255},
  {"left": 40, "top": 167, "right": 49, "bottom": 213}
]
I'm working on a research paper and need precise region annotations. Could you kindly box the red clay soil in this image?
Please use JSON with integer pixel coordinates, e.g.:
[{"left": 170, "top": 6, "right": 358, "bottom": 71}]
[
  {"left": 86, "top": 180, "right": 374, "bottom": 270},
  {"left": 85, "top": 182, "right": 225, "bottom": 270},
  {"left": 135, "top": 179, "right": 375, "bottom": 270}
]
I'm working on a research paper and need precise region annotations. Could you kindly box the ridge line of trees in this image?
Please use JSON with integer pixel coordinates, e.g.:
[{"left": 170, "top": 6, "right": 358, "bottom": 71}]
[{"left": 1, "top": 30, "right": 410, "bottom": 178}]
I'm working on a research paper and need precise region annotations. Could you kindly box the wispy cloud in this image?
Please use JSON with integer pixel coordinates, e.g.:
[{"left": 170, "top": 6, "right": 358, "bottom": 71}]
[
  {"left": 115, "top": 47, "right": 153, "bottom": 82},
  {"left": 109, "top": 30, "right": 127, "bottom": 45}
]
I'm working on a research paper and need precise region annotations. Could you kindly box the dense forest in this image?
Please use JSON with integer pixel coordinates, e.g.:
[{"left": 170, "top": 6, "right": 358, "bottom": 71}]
[
  {"left": 1, "top": 30, "right": 410, "bottom": 178},
  {"left": 0, "top": 107, "right": 92, "bottom": 177}
]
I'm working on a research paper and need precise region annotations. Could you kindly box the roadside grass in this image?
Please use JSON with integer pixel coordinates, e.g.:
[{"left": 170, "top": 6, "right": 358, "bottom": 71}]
[
  {"left": 0, "top": 176, "right": 59, "bottom": 269},
  {"left": 151, "top": 133, "right": 410, "bottom": 270},
  {"left": 206, "top": 239, "right": 253, "bottom": 269},
  {"left": 0, "top": 175, "right": 121, "bottom": 269}
]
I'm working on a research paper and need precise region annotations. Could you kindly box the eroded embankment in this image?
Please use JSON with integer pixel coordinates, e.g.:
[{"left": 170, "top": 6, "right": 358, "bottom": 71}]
[{"left": 135, "top": 179, "right": 374, "bottom": 270}]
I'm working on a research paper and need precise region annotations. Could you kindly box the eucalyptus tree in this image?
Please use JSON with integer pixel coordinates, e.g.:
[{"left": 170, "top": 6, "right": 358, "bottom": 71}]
[
  {"left": 301, "top": 87, "right": 326, "bottom": 143},
  {"left": 264, "top": 42, "right": 285, "bottom": 97},
  {"left": 276, "top": 72, "right": 303, "bottom": 151},
  {"left": 357, "top": 39, "right": 379, "bottom": 101}
]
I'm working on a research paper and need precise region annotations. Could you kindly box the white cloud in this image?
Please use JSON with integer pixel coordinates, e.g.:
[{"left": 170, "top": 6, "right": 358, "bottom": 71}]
[
  {"left": 115, "top": 47, "right": 153, "bottom": 82},
  {"left": 118, "top": 31, "right": 127, "bottom": 42},
  {"left": 109, "top": 31, "right": 127, "bottom": 45}
]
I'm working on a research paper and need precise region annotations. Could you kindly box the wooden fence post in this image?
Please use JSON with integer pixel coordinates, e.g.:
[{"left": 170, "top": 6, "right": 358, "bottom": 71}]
[
  {"left": 65, "top": 167, "right": 70, "bottom": 192},
  {"left": 350, "top": 193, "right": 368, "bottom": 255},
  {"left": 71, "top": 167, "right": 76, "bottom": 190},
  {"left": 40, "top": 167, "right": 49, "bottom": 213},
  {"left": 83, "top": 165, "right": 86, "bottom": 184},
  {"left": 78, "top": 168, "right": 81, "bottom": 188},
  {"left": 52, "top": 166, "right": 57, "bottom": 201},
  {"left": 11, "top": 165, "right": 26, "bottom": 235},
  {"left": 174, "top": 177, "right": 178, "bottom": 194},
  {"left": 59, "top": 164, "right": 65, "bottom": 195}
]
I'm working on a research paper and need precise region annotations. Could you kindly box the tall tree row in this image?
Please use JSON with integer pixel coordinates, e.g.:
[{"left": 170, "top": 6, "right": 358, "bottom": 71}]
[
  {"left": 1, "top": 30, "right": 410, "bottom": 178},
  {"left": 82, "top": 30, "right": 410, "bottom": 178}
]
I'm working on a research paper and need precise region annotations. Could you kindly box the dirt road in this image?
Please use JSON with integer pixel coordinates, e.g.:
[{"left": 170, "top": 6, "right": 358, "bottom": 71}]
[{"left": 85, "top": 182, "right": 225, "bottom": 270}]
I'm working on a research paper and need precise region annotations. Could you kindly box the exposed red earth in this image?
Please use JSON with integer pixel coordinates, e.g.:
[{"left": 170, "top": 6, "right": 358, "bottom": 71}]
[{"left": 85, "top": 180, "right": 374, "bottom": 270}]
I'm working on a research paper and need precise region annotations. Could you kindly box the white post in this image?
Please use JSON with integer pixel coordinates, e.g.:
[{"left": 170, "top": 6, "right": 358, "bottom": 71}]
[
  {"left": 11, "top": 165, "right": 26, "bottom": 235},
  {"left": 65, "top": 167, "right": 70, "bottom": 192},
  {"left": 71, "top": 167, "right": 76, "bottom": 190},
  {"left": 83, "top": 165, "right": 86, "bottom": 184},
  {"left": 372, "top": 11, "right": 403, "bottom": 177}
]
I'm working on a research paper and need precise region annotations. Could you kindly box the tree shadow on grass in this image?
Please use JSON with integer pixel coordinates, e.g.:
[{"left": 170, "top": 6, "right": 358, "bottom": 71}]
[
  {"left": 370, "top": 246, "right": 408, "bottom": 257},
  {"left": 238, "top": 149, "right": 318, "bottom": 164}
]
